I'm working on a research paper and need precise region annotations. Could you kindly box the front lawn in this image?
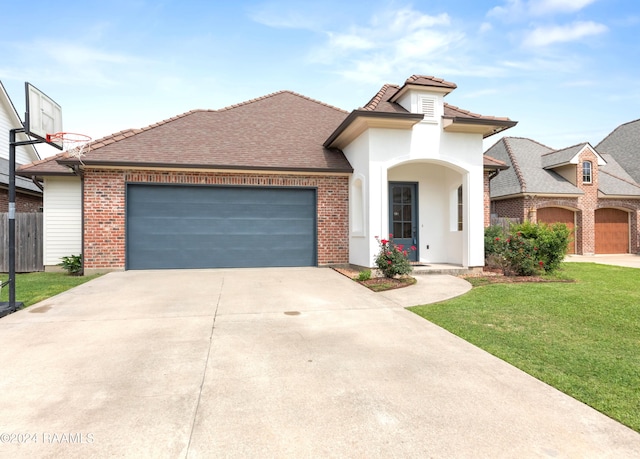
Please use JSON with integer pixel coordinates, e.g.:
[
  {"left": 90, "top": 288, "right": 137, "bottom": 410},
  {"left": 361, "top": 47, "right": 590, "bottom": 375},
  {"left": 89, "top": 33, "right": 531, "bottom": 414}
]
[
  {"left": 0, "top": 272, "right": 101, "bottom": 307},
  {"left": 409, "top": 263, "right": 640, "bottom": 432}
]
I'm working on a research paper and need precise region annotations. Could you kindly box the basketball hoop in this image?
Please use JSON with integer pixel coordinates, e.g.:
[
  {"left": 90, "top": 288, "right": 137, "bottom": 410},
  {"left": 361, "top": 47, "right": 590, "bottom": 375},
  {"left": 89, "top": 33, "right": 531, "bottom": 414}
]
[{"left": 46, "top": 132, "right": 92, "bottom": 162}]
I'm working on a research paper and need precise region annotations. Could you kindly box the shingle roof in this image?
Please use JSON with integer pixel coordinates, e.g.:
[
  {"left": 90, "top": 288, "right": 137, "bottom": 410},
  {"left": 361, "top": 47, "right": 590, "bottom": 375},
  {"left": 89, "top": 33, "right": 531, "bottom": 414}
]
[
  {"left": 483, "top": 155, "right": 508, "bottom": 169},
  {"left": 541, "top": 143, "right": 586, "bottom": 168},
  {"left": 485, "top": 137, "right": 582, "bottom": 197},
  {"left": 596, "top": 118, "right": 640, "bottom": 183},
  {"left": 486, "top": 137, "right": 640, "bottom": 198},
  {"left": 1, "top": 158, "right": 43, "bottom": 193},
  {"left": 17, "top": 151, "right": 76, "bottom": 176},
  {"left": 51, "top": 91, "right": 352, "bottom": 173}
]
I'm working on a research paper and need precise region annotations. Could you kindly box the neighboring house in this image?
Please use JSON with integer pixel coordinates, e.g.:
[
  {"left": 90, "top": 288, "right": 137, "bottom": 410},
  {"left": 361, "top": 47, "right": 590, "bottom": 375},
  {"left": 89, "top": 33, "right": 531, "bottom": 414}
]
[
  {"left": 485, "top": 136, "right": 640, "bottom": 255},
  {"left": 0, "top": 80, "right": 42, "bottom": 212},
  {"left": 18, "top": 75, "right": 516, "bottom": 273}
]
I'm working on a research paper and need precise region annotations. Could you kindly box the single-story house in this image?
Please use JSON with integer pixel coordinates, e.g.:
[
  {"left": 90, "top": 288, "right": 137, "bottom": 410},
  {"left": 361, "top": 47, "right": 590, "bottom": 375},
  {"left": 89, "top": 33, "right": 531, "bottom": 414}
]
[
  {"left": 485, "top": 135, "right": 640, "bottom": 254},
  {"left": 1, "top": 80, "right": 42, "bottom": 212},
  {"left": 18, "top": 75, "right": 516, "bottom": 273}
]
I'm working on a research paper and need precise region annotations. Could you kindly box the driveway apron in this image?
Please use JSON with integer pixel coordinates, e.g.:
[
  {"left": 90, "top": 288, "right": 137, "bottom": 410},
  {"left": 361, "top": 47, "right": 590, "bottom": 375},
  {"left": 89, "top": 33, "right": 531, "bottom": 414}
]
[{"left": 0, "top": 267, "right": 639, "bottom": 458}]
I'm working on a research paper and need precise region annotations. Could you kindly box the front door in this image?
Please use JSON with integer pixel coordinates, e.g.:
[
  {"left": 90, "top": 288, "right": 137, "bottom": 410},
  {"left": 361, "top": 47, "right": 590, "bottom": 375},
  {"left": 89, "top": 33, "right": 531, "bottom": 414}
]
[{"left": 389, "top": 182, "right": 418, "bottom": 262}]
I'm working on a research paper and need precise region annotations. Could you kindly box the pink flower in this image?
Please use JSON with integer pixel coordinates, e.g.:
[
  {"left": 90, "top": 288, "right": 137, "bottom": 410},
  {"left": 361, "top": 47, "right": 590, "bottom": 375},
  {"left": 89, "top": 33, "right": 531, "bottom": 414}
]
[
  {"left": 387, "top": 260, "right": 392, "bottom": 265},
  {"left": 389, "top": 233, "right": 393, "bottom": 238},
  {"left": 410, "top": 245, "right": 417, "bottom": 251},
  {"left": 381, "top": 239, "right": 388, "bottom": 245},
  {"left": 495, "top": 237, "right": 500, "bottom": 241},
  {"left": 397, "top": 244, "right": 404, "bottom": 251},
  {"left": 539, "top": 261, "right": 544, "bottom": 266}
]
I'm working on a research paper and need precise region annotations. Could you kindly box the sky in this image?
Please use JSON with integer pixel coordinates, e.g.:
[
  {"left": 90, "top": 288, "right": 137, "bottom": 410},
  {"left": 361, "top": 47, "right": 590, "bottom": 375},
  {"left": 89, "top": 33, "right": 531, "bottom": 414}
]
[{"left": 1, "top": 0, "right": 639, "bottom": 158}]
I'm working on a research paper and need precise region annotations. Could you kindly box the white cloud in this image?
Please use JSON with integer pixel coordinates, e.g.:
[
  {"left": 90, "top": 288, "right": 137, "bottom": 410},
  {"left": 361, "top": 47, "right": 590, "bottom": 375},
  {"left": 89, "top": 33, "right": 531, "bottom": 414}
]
[
  {"left": 480, "top": 22, "right": 493, "bottom": 33},
  {"left": 307, "top": 7, "right": 464, "bottom": 83},
  {"left": 528, "top": 0, "right": 598, "bottom": 16},
  {"left": 523, "top": 21, "right": 607, "bottom": 47},
  {"left": 488, "top": 0, "right": 598, "bottom": 19}
]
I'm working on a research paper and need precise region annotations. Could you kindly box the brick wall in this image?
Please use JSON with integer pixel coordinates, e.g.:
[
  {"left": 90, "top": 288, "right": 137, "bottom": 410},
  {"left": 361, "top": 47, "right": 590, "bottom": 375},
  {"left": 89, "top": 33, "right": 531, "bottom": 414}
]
[
  {"left": 0, "top": 189, "right": 43, "bottom": 212},
  {"left": 83, "top": 169, "right": 350, "bottom": 270}
]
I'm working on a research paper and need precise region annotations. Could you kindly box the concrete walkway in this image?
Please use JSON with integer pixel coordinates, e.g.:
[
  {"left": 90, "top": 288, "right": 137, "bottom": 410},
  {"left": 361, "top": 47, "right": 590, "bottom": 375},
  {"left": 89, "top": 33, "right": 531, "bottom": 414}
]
[
  {"left": 565, "top": 253, "right": 640, "bottom": 269},
  {"left": 1, "top": 268, "right": 639, "bottom": 458}
]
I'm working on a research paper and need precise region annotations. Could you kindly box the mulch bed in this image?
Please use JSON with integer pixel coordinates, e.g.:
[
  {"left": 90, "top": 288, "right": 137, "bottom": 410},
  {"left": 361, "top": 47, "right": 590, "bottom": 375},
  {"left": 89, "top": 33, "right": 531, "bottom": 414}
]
[{"left": 333, "top": 267, "right": 416, "bottom": 291}]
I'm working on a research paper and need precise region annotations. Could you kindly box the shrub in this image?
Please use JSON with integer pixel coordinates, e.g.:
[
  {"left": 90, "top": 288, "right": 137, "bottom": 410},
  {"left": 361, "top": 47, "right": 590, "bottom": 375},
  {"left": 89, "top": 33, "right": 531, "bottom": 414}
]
[
  {"left": 357, "top": 269, "right": 372, "bottom": 281},
  {"left": 485, "top": 222, "right": 570, "bottom": 276},
  {"left": 374, "top": 235, "right": 415, "bottom": 278},
  {"left": 59, "top": 254, "right": 83, "bottom": 275}
]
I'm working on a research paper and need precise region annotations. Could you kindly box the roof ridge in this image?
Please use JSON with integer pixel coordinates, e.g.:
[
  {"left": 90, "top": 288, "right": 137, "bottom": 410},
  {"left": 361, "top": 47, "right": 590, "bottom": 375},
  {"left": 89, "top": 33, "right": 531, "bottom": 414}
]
[
  {"left": 362, "top": 84, "right": 399, "bottom": 111},
  {"left": 217, "top": 90, "right": 348, "bottom": 114},
  {"left": 503, "top": 138, "right": 527, "bottom": 192},
  {"left": 406, "top": 75, "right": 457, "bottom": 88},
  {"left": 541, "top": 141, "right": 589, "bottom": 157},
  {"left": 502, "top": 136, "right": 555, "bottom": 151},
  {"left": 85, "top": 111, "right": 200, "bottom": 152}
]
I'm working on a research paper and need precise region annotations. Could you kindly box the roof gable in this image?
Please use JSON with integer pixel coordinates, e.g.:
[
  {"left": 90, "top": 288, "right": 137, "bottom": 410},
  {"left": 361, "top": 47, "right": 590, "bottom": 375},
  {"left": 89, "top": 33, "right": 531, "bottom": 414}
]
[{"left": 542, "top": 143, "right": 605, "bottom": 169}]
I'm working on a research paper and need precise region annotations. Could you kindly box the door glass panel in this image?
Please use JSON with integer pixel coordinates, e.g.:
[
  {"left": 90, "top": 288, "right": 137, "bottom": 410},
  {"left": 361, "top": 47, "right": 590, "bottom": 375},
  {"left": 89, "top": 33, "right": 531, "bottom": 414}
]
[
  {"left": 403, "top": 225, "right": 412, "bottom": 238},
  {"left": 393, "top": 222, "right": 402, "bottom": 237},
  {"left": 393, "top": 187, "right": 402, "bottom": 202},
  {"left": 403, "top": 204, "right": 412, "bottom": 221}
]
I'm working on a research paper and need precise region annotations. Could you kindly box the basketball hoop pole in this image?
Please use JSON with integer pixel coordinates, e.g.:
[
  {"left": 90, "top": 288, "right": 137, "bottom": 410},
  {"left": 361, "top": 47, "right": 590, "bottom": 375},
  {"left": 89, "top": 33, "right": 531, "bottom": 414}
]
[{"left": 3, "top": 127, "right": 43, "bottom": 316}]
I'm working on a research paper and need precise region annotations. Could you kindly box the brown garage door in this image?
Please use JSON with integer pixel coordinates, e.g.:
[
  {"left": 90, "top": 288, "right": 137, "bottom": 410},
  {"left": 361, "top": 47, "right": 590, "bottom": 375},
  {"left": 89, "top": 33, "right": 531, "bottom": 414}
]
[
  {"left": 595, "top": 208, "right": 629, "bottom": 254},
  {"left": 537, "top": 207, "right": 575, "bottom": 254}
]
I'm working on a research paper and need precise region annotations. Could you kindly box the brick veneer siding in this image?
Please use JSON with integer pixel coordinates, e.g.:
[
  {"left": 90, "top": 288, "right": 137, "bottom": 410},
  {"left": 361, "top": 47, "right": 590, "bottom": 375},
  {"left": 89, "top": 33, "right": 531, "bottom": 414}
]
[
  {"left": 483, "top": 171, "right": 491, "bottom": 227},
  {"left": 0, "top": 189, "right": 43, "bottom": 212},
  {"left": 83, "top": 169, "right": 350, "bottom": 270}
]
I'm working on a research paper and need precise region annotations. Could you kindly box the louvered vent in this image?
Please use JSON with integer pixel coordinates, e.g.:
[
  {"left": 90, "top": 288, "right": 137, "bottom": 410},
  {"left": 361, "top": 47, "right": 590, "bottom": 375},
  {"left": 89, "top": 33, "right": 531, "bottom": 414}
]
[{"left": 419, "top": 96, "right": 436, "bottom": 119}]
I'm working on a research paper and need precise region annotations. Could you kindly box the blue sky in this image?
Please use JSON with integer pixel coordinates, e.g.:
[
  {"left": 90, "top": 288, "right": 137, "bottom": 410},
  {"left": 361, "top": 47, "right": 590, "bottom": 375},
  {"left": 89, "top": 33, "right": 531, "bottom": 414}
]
[{"left": 1, "top": 0, "right": 638, "bottom": 157}]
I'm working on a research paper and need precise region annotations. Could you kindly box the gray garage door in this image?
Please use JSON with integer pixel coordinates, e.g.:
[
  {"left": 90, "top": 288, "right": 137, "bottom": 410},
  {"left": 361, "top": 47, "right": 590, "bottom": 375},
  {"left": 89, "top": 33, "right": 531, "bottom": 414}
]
[{"left": 126, "top": 184, "right": 317, "bottom": 269}]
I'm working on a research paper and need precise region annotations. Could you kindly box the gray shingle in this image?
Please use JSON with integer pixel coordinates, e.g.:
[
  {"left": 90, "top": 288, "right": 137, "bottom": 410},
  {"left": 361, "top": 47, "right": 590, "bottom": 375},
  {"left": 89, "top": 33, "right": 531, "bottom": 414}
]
[{"left": 596, "top": 118, "right": 640, "bottom": 183}]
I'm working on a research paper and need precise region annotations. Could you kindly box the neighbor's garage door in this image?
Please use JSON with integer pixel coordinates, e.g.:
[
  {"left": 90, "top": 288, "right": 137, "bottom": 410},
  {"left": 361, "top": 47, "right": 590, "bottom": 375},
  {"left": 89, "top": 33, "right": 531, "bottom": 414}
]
[
  {"left": 537, "top": 207, "right": 575, "bottom": 254},
  {"left": 595, "top": 208, "right": 629, "bottom": 254},
  {"left": 126, "top": 184, "right": 317, "bottom": 269}
]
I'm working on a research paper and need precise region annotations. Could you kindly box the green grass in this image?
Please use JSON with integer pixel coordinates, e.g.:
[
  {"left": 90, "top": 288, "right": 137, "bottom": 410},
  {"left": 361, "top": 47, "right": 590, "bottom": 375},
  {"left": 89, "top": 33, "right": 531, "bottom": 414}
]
[
  {"left": 409, "top": 263, "right": 640, "bottom": 432},
  {"left": 0, "top": 272, "right": 102, "bottom": 307}
]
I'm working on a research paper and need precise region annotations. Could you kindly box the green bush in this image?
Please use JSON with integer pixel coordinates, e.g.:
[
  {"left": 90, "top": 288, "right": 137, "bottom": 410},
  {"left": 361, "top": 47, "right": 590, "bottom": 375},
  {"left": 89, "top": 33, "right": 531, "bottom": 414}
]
[
  {"left": 357, "top": 269, "right": 372, "bottom": 281},
  {"left": 58, "top": 254, "right": 83, "bottom": 275},
  {"left": 485, "top": 222, "right": 570, "bottom": 276},
  {"left": 374, "top": 235, "right": 415, "bottom": 278}
]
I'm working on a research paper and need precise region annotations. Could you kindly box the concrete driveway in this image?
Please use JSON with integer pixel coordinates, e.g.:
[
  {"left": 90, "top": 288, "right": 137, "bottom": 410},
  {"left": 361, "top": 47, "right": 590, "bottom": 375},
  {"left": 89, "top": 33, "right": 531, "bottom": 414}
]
[{"left": 1, "top": 268, "right": 639, "bottom": 458}]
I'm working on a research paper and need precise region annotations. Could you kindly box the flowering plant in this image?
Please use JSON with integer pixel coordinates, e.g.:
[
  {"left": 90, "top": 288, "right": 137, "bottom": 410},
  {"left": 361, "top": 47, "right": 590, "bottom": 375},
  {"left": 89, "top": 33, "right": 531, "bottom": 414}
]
[{"left": 374, "top": 234, "right": 416, "bottom": 278}]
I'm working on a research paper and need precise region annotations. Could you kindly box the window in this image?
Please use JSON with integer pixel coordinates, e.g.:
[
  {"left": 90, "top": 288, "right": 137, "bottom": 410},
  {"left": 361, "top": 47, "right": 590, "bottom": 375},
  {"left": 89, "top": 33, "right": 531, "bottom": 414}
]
[
  {"left": 582, "top": 161, "right": 592, "bottom": 184},
  {"left": 457, "top": 185, "right": 463, "bottom": 231}
]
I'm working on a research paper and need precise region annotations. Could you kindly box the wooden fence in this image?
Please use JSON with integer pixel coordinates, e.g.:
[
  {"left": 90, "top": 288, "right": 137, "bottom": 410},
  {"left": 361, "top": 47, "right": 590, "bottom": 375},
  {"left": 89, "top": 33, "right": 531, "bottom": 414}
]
[
  {"left": 0, "top": 213, "right": 44, "bottom": 273},
  {"left": 490, "top": 216, "right": 522, "bottom": 231}
]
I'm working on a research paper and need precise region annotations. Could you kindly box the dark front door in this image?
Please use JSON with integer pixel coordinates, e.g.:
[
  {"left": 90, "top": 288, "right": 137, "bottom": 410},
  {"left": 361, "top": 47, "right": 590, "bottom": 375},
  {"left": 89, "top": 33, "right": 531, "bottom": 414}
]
[{"left": 389, "top": 182, "right": 418, "bottom": 262}]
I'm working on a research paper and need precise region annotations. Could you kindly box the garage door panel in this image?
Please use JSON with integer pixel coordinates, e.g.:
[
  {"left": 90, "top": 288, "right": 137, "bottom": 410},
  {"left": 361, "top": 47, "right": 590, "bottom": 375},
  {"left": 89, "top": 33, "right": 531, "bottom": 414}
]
[
  {"left": 595, "top": 208, "right": 628, "bottom": 254},
  {"left": 537, "top": 207, "right": 575, "bottom": 254},
  {"left": 126, "top": 185, "right": 317, "bottom": 269}
]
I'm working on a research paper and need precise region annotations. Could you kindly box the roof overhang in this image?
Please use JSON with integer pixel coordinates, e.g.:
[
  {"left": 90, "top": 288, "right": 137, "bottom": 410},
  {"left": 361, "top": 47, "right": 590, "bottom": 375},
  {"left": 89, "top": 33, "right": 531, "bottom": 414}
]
[
  {"left": 443, "top": 117, "right": 517, "bottom": 138},
  {"left": 324, "top": 110, "right": 424, "bottom": 150},
  {"left": 56, "top": 159, "right": 353, "bottom": 175}
]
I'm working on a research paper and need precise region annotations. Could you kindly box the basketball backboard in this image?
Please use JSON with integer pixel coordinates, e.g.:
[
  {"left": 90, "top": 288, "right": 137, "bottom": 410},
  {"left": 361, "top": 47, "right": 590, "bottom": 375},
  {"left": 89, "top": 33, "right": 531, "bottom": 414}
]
[{"left": 24, "top": 82, "right": 63, "bottom": 150}]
